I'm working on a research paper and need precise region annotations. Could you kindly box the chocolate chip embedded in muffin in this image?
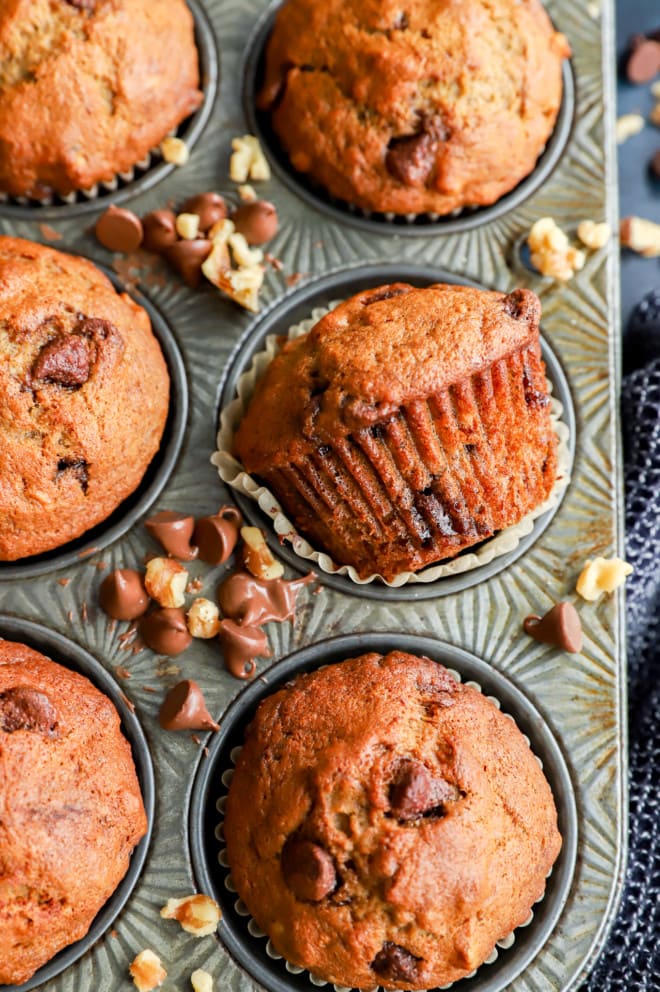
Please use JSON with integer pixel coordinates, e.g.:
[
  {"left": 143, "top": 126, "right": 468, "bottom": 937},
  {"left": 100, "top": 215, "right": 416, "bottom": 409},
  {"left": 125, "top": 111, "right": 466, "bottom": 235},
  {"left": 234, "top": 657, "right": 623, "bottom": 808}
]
[
  {"left": 389, "top": 759, "right": 460, "bottom": 820},
  {"left": 0, "top": 687, "right": 58, "bottom": 735},
  {"left": 372, "top": 942, "right": 422, "bottom": 984},
  {"left": 281, "top": 837, "right": 337, "bottom": 901},
  {"left": 31, "top": 334, "right": 91, "bottom": 388}
]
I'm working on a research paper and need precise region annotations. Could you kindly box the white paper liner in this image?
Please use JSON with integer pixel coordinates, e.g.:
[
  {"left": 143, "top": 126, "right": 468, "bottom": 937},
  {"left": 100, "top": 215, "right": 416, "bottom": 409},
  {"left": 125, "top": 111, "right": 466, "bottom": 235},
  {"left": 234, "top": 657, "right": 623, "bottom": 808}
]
[
  {"left": 214, "top": 671, "right": 551, "bottom": 992},
  {"left": 213, "top": 302, "right": 572, "bottom": 587}
]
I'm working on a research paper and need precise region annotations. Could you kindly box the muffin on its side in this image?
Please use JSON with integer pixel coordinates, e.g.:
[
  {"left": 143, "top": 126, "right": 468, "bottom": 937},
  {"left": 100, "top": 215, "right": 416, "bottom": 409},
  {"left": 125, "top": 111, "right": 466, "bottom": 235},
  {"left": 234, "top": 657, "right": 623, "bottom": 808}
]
[
  {"left": 225, "top": 652, "right": 562, "bottom": 991},
  {"left": 0, "top": 639, "right": 147, "bottom": 986},
  {"left": 0, "top": 237, "right": 170, "bottom": 560},
  {"left": 233, "top": 282, "right": 558, "bottom": 581},
  {"left": 258, "top": 0, "right": 570, "bottom": 216},
  {"left": 0, "top": 0, "right": 202, "bottom": 198}
]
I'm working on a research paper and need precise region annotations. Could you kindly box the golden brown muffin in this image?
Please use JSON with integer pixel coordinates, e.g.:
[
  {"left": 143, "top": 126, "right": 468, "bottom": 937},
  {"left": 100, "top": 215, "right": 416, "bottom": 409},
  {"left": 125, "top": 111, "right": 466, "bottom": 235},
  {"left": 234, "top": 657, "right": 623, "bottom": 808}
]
[
  {"left": 259, "top": 0, "right": 570, "bottom": 216},
  {"left": 225, "top": 652, "right": 562, "bottom": 990},
  {"left": 233, "top": 283, "right": 558, "bottom": 581},
  {"left": 0, "top": 638, "right": 148, "bottom": 985},
  {"left": 0, "top": 0, "right": 202, "bottom": 198},
  {"left": 0, "top": 237, "right": 170, "bottom": 560}
]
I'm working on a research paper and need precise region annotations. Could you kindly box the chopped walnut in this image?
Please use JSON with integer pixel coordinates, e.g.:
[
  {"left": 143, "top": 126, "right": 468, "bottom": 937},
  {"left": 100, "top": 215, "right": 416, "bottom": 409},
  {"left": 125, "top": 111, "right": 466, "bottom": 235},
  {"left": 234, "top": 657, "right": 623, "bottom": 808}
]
[
  {"left": 615, "top": 113, "right": 645, "bottom": 144},
  {"left": 576, "top": 557, "right": 633, "bottom": 601},
  {"left": 577, "top": 220, "right": 611, "bottom": 250},
  {"left": 528, "top": 218, "right": 586, "bottom": 281},
  {"left": 229, "top": 232, "right": 264, "bottom": 268},
  {"left": 191, "top": 970, "right": 213, "bottom": 992},
  {"left": 238, "top": 184, "right": 257, "bottom": 201},
  {"left": 160, "top": 894, "right": 221, "bottom": 937},
  {"left": 160, "top": 136, "right": 190, "bottom": 166},
  {"left": 176, "top": 213, "right": 201, "bottom": 240},
  {"left": 208, "top": 218, "right": 235, "bottom": 245},
  {"left": 144, "top": 558, "right": 188, "bottom": 608},
  {"left": 230, "top": 135, "right": 271, "bottom": 183},
  {"left": 187, "top": 598, "right": 221, "bottom": 639},
  {"left": 204, "top": 262, "right": 264, "bottom": 313},
  {"left": 129, "top": 949, "right": 167, "bottom": 992},
  {"left": 620, "top": 216, "right": 660, "bottom": 257},
  {"left": 241, "top": 526, "right": 284, "bottom": 580}
]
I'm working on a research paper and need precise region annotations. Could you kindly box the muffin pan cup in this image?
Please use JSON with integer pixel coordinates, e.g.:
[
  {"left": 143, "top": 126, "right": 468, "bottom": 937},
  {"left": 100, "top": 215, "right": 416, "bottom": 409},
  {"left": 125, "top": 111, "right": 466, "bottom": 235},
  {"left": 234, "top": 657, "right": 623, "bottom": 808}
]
[
  {"left": 0, "top": 615, "right": 155, "bottom": 992},
  {"left": 213, "top": 262, "right": 576, "bottom": 600},
  {"left": 0, "top": 0, "right": 219, "bottom": 220},
  {"left": 188, "top": 633, "right": 578, "bottom": 992},
  {"left": 0, "top": 0, "right": 624, "bottom": 990},
  {"left": 242, "top": 1, "right": 576, "bottom": 236}
]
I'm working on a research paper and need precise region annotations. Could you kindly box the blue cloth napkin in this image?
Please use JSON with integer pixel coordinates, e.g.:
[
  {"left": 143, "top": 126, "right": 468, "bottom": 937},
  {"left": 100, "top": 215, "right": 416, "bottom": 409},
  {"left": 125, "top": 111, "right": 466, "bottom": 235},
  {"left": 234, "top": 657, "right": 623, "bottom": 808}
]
[{"left": 581, "top": 292, "right": 660, "bottom": 990}]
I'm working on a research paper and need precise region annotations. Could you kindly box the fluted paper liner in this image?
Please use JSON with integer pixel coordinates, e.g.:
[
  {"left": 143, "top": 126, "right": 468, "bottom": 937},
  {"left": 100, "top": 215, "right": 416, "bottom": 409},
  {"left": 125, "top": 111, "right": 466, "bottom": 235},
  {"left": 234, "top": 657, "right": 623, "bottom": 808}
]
[{"left": 213, "top": 303, "right": 571, "bottom": 587}]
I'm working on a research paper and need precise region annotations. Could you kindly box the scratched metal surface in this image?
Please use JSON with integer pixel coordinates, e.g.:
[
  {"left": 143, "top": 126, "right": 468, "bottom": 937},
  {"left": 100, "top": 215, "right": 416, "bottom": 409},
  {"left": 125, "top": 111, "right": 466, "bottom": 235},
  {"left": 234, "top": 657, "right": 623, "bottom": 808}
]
[{"left": 0, "top": 0, "right": 623, "bottom": 990}]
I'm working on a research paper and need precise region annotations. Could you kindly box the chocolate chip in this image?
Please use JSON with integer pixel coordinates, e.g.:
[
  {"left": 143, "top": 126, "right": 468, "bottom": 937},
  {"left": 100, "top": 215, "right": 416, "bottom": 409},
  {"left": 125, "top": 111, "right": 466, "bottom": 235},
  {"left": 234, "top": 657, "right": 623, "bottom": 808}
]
[
  {"left": 165, "top": 239, "right": 212, "bottom": 288},
  {"left": 100, "top": 568, "right": 150, "bottom": 621},
  {"left": 386, "top": 132, "right": 435, "bottom": 187},
  {"left": 180, "top": 193, "right": 227, "bottom": 234},
  {"left": 193, "top": 507, "right": 242, "bottom": 565},
  {"left": 281, "top": 838, "right": 337, "bottom": 902},
  {"left": 522, "top": 362, "right": 550, "bottom": 410},
  {"left": 142, "top": 210, "right": 178, "bottom": 254},
  {"left": 0, "top": 687, "right": 58, "bottom": 735},
  {"left": 363, "top": 286, "right": 410, "bottom": 306},
  {"left": 95, "top": 205, "right": 143, "bottom": 254},
  {"left": 158, "top": 679, "right": 219, "bottom": 732},
  {"left": 502, "top": 288, "right": 534, "bottom": 321},
  {"left": 231, "top": 201, "right": 278, "bottom": 246},
  {"left": 139, "top": 608, "right": 192, "bottom": 656},
  {"left": 371, "top": 942, "right": 421, "bottom": 983},
  {"left": 389, "top": 759, "right": 459, "bottom": 820},
  {"left": 523, "top": 601, "right": 583, "bottom": 653},
  {"left": 145, "top": 511, "right": 198, "bottom": 561},
  {"left": 32, "top": 335, "right": 91, "bottom": 388},
  {"left": 56, "top": 458, "right": 89, "bottom": 494},
  {"left": 626, "top": 37, "right": 660, "bottom": 84}
]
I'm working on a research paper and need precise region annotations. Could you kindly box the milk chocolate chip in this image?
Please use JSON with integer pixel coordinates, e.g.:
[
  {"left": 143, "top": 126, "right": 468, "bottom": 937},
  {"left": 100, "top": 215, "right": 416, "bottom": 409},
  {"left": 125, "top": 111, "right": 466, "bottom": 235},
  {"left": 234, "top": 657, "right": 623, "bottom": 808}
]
[
  {"left": 0, "top": 687, "right": 57, "bottom": 735},
  {"left": 372, "top": 943, "right": 422, "bottom": 983},
  {"left": 145, "top": 510, "right": 198, "bottom": 561},
  {"left": 231, "top": 201, "right": 278, "bottom": 246},
  {"left": 142, "top": 210, "right": 178, "bottom": 254},
  {"left": 218, "top": 619, "right": 271, "bottom": 680},
  {"left": 100, "top": 568, "right": 149, "bottom": 621},
  {"left": 139, "top": 608, "right": 192, "bottom": 656},
  {"left": 281, "top": 838, "right": 336, "bottom": 902},
  {"left": 95, "top": 205, "right": 143, "bottom": 253},
  {"left": 523, "top": 602, "right": 583, "bottom": 653},
  {"left": 159, "top": 679, "right": 219, "bottom": 732},
  {"left": 180, "top": 193, "right": 227, "bottom": 233},
  {"left": 389, "top": 759, "right": 460, "bottom": 820},
  {"left": 626, "top": 37, "right": 660, "bottom": 84},
  {"left": 166, "top": 239, "right": 212, "bottom": 287},
  {"left": 32, "top": 334, "right": 91, "bottom": 388},
  {"left": 193, "top": 507, "right": 242, "bottom": 565}
]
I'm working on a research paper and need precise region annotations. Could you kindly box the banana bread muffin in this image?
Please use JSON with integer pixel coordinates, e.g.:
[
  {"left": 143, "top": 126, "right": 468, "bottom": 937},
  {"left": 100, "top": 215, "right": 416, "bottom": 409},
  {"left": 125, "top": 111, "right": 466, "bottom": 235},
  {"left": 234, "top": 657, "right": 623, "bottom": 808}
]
[
  {"left": 0, "top": 0, "right": 202, "bottom": 198},
  {"left": 258, "top": 0, "right": 570, "bottom": 216},
  {"left": 233, "top": 283, "right": 558, "bottom": 581},
  {"left": 225, "top": 652, "right": 562, "bottom": 990},
  {"left": 0, "top": 237, "right": 170, "bottom": 560},
  {"left": 0, "top": 638, "right": 147, "bottom": 985}
]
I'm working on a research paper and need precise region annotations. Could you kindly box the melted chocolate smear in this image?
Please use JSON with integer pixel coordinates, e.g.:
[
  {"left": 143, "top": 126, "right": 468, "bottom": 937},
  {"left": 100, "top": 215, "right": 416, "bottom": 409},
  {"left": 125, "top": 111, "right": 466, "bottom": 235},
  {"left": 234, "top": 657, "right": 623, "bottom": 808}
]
[
  {"left": 56, "top": 458, "right": 89, "bottom": 494},
  {"left": 372, "top": 942, "right": 422, "bottom": 983},
  {"left": 217, "top": 572, "right": 315, "bottom": 628},
  {"left": 218, "top": 619, "right": 271, "bottom": 680},
  {"left": 0, "top": 687, "right": 58, "bottom": 735}
]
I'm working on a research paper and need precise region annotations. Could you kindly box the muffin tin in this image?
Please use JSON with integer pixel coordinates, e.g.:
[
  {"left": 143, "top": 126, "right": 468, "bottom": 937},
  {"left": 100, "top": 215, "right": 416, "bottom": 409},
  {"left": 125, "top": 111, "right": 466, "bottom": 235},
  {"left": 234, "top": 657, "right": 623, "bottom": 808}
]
[{"left": 0, "top": 1, "right": 623, "bottom": 991}]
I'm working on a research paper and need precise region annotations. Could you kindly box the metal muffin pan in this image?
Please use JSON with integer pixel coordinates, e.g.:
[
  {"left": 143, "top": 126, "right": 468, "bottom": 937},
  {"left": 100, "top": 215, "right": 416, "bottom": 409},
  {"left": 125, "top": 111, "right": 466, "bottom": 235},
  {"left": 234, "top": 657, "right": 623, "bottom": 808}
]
[
  {"left": 189, "top": 632, "right": 579, "bottom": 992},
  {"left": 0, "top": 0, "right": 219, "bottom": 221},
  {"left": 243, "top": 0, "right": 576, "bottom": 236},
  {"left": 217, "top": 261, "right": 576, "bottom": 600},
  {"left": 0, "top": 265, "right": 189, "bottom": 581},
  {"left": 0, "top": 615, "right": 155, "bottom": 992},
  {"left": 0, "top": 0, "right": 623, "bottom": 991}
]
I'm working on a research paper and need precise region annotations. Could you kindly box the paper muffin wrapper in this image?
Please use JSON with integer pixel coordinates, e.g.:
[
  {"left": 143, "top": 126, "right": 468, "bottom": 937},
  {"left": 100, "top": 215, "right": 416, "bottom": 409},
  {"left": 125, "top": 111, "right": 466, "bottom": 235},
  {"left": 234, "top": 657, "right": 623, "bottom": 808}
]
[
  {"left": 213, "top": 671, "right": 552, "bottom": 992},
  {"left": 213, "top": 302, "right": 572, "bottom": 587}
]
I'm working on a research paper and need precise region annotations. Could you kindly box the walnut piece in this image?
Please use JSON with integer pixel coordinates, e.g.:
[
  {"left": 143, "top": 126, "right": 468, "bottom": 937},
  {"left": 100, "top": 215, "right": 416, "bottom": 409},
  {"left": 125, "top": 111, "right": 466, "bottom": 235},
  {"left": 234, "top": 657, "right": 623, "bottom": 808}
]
[
  {"left": 241, "top": 526, "right": 284, "bottom": 580},
  {"left": 238, "top": 184, "right": 257, "bottom": 201},
  {"left": 230, "top": 135, "right": 271, "bottom": 183},
  {"left": 615, "top": 113, "right": 645, "bottom": 144},
  {"left": 187, "top": 598, "right": 221, "bottom": 639},
  {"left": 191, "top": 970, "right": 214, "bottom": 992},
  {"left": 144, "top": 558, "right": 189, "bottom": 608},
  {"left": 160, "top": 136, "right": 190, "bottom": 166},
  {"left": 203, "top": 261, "right": 264, "bottom": 313},
  {"left": 160, "top": 894, "right": 221, "bottom": 937},
  {"left": 229, "top": 231, "right": 264, "bottom": 268},
  {"left": 176, "top": 213, "right": 201, "bottom": 240},
  {"left": 620, "top": 216, "right": 660, "bottom": 257},
  {"left": 577, "top": 220, "right": 611, "bottom": 250},
  {"left": 576, "top": 557, "right": 633, "bottom": 601},
  {"left": 129, "top": 950, "right": 167, "bottom": 992},
  {"left": 528, "top": 217, "right": 586, "bottom": 281}
]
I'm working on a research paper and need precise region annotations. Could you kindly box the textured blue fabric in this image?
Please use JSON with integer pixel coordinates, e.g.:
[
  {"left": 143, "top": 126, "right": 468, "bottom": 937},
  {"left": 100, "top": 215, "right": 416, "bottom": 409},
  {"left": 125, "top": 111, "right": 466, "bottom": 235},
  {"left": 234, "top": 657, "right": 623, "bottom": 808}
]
[{"left": 581, "top": 294, "right": 660, "bottom": 990}]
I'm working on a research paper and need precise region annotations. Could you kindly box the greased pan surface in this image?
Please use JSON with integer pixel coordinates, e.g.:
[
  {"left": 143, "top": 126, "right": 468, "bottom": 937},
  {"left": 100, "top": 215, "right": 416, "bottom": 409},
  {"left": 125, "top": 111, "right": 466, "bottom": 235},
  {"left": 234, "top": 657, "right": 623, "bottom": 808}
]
[{"left": 0, "top": 1, "right": 623, "bottom": 991}]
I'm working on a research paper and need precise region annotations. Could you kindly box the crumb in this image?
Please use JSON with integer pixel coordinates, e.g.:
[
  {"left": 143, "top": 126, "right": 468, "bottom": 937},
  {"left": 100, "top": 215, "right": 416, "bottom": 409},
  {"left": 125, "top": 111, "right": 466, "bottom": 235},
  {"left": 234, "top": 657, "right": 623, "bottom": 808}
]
[
  {"left": 67, "top": 610, "right": 74, "bottom": 623},
  {"left": 81, "top": 601, "right": 88, "bottom": 622},
  {"left": 108, "top": 619, "right": 117, "bottom": 634},
  {"left": 119, "top": 690, "right": 136, "bottom": 713},
  {"left": 186, "top": 577, "right": 204, "bottom": 594},
  {"left": 95, "top": 560, "right": 108, "bottom": 570},
  {"left": 142, "top": 685, "right": 157, "bottom": 693},
  {"left": 286, "top": 272, "right": 307, "bottom": 287},
  {"left": 191, "top": 733, "right": 202, "bottom": 746},
  {"left": 39, "top": 223, "right": 63, "bottom": 241},
  {"left": 57, "top": 577, "right": 71, "bottom": 587},
  {"left": 264, "top": 252, "right": 284, "bottom": 271},
  {"left": 78, "top": 546, "right": 99, "bottom": 559},
  {"left": 116, "top": 666, "right": 132, "bottom": 679}
]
